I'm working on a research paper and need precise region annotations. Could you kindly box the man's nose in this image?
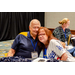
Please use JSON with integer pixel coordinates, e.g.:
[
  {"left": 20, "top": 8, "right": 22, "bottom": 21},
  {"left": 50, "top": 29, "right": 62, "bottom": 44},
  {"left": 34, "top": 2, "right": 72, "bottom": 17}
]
[{"left": 35, "top": 28, "right": 39, "bottom": 31}]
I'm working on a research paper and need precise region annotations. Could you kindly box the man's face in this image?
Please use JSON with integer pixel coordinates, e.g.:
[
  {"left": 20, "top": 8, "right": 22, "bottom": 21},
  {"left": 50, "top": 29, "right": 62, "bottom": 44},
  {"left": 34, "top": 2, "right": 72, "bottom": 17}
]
[{"left": 29, "top": 20, "right": 40, "bottom": 36}]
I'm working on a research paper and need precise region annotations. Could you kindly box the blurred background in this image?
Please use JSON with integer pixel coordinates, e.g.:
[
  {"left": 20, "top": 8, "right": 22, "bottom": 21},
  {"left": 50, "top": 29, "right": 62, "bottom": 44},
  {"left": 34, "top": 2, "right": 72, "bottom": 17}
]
[{"left": 0, "top": 12, "right": 44, "bottom": 41}]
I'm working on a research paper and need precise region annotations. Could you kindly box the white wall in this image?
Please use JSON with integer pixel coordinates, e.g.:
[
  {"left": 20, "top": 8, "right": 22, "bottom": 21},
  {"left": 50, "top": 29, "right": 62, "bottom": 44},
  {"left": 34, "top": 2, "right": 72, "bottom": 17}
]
[{"left": 45, "top": 12, "right": 75, "bottom": 30}]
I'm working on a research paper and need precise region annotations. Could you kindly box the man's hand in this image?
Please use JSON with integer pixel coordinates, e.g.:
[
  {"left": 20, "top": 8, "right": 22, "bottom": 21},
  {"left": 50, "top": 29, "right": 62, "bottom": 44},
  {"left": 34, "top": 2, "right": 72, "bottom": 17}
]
[{"left": 7, "top": 48, "right": 16, "bottom": 57}]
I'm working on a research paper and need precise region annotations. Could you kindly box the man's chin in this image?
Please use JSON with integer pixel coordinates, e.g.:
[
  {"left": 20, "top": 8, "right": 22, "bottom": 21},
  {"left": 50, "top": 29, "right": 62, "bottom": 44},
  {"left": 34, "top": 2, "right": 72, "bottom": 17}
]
[{"left": 34, "top": 33, "right": 37, "bottom": 36}]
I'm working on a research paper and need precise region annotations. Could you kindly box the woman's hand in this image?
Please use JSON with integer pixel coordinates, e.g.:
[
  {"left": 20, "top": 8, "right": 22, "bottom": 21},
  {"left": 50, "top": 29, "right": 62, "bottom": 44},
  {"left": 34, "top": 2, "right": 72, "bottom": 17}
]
[
  {"left": 71, "top": 35, "right": 75, "bottom": 37},
  {"left": 60, "top": 53, "right": 68, "bottom": 61},
  {"left": 60, "top": 42, "right": 66, "bottom": 48}
]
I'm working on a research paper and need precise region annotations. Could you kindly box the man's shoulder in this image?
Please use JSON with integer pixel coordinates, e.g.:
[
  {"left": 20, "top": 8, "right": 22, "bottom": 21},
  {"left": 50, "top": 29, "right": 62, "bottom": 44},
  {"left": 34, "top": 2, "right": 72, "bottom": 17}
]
[
  {"left": 19, "top": 31, "right": 29, "bottom": 37},
  {"left": 15, "top": 32, "right": 28, "bottom": 39}
]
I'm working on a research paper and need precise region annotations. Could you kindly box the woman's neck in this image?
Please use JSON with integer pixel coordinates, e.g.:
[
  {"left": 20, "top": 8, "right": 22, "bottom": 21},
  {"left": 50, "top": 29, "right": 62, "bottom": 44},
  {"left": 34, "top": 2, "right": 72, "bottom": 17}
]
[
  {"left": 61, "top": 25, "right": 66, "bottom": 31},
  {"left": 45, "top": 45, "right": 48, "bottom": 48},
  {"left": 44, "top": 41, "right": 49, "bottom": 48}
]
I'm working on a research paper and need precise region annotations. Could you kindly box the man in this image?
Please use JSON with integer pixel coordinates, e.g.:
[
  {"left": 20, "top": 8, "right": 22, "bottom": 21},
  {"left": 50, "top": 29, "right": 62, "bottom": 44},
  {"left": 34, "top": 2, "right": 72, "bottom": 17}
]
[{"left": 7, "top": 19, "right": 41, "bottom": 58}]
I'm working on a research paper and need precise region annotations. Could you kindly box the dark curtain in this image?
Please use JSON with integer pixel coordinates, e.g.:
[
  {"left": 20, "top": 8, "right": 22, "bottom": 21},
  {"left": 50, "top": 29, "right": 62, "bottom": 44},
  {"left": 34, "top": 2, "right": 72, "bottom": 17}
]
[{"left": 0, "top": 12, "right": 44, "bottom": 41}]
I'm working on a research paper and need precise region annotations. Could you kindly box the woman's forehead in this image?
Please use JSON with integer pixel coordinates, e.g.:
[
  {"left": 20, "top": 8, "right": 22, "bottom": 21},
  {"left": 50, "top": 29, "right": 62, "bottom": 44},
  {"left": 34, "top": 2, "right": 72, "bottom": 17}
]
[
  {"left": 40, "top": 29, "right": 44, "bottom": 31},
  {"left": 39, "top": 29, "right": 45, "bottom": 33}
]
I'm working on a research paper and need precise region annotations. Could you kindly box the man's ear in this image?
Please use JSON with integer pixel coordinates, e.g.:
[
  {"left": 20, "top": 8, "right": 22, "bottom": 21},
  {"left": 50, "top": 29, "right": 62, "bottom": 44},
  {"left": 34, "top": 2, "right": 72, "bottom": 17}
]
[{"left": 29, "top": 26, "right": 30, "bottom": 30}]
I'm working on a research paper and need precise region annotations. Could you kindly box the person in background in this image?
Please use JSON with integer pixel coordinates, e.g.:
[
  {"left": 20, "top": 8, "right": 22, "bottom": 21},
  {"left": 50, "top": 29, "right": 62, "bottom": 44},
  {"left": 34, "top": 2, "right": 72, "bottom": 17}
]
[
  {"left": 53, "top": 18, "right": 75, "bottom": 56},
  {"left": 37, "top": 27, "right": 75, "bottom": 62},
  {"left": 53, "top": 18, "right": 75, "bottom": 43}
]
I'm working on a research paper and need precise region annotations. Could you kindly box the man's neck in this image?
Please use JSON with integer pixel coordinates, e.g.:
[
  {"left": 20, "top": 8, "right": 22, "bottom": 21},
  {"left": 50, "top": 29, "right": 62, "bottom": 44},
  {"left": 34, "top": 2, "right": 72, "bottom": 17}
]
[{"left": 30, "top": 32, "right": 36, "bottom": 40}]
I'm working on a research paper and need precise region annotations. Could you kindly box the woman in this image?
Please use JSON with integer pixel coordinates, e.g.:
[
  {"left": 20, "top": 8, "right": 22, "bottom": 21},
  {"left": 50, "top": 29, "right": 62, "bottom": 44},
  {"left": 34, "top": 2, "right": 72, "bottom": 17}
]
[
  {"left": 37, "top": 27, "right": 75, "bottom": 62},
  {"left": 53, "top": 18, "right": 75, "bottom": 56},
  {"left": 53, "top": 18, "right": 75, "bottom": 43}
]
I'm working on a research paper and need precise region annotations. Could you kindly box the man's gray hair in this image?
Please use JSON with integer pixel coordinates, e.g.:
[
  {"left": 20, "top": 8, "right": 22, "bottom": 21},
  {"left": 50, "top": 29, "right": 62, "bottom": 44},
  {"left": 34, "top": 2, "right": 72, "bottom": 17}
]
[{"left": 29, "top": 19, "right": 41, "bottom": 27}]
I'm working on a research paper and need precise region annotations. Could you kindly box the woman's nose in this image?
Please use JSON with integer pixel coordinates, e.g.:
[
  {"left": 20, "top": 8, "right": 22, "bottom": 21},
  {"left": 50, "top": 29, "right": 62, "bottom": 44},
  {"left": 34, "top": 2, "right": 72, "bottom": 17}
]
[{"left": 39, "top": 35, "right": 43, "bottom": 38}]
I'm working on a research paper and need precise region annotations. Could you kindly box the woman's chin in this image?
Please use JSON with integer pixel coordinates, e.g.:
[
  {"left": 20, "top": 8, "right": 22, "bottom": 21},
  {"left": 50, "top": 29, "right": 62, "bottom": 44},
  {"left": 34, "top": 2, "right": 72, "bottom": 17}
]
[{"left": 40, "top": 40, "right": 44, "bottom": 43}]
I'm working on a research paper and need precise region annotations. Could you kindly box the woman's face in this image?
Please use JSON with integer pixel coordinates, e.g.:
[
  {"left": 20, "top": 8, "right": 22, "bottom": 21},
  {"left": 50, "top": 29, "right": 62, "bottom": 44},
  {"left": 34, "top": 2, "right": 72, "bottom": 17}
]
[
  {"left": 64, "top": 21, "right": 70, "bottom": 28},
  {"left": 38, "top": 29, "right": 48, "bottom": 44}
]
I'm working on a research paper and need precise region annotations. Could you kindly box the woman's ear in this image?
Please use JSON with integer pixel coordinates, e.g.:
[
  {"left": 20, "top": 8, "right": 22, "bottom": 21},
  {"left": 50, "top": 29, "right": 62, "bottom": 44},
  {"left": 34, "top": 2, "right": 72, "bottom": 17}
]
[
  {"left": 63, "top": 23, "right": 65, "bottom": 25},
  {"left": 63, "top": 23, "right": 66, "bottom": 27}
]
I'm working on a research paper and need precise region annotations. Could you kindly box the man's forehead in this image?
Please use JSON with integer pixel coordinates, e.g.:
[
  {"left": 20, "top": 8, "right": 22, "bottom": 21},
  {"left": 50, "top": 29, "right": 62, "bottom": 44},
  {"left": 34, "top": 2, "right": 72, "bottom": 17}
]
[
  {"left": 30, "top": 19, "right": 41, "bottom": 27},
  {"left": 32, "top": 20, "right": 40, "bottom": 24}
]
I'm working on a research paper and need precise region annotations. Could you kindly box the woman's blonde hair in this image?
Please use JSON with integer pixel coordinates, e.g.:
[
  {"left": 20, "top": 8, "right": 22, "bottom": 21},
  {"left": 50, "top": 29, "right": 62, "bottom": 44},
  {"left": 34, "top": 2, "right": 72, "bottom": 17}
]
[{"left": 59, "top": 18, "right": 69, "bottom": 25}]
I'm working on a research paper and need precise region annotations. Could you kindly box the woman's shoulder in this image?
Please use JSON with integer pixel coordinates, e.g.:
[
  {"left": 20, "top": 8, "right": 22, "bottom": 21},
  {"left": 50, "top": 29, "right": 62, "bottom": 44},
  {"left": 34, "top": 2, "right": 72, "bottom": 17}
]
[
  {"left": 50, "top": 39, "right": 61, "bottom": 44},
  {"left": 55, "top": 26, "right": 61, "bottom": 29},
  {"left": 50, "top": 39, "right": 57, "bottom": 43},
  {"left": 53, "top": 26, "right": 62, "bottom": 32},
  {"left": 66, "top": 28, "right": 70, "bottom": 31},
  {"left": 51, "top": 39, "right": 56, "bottom": 41}
]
